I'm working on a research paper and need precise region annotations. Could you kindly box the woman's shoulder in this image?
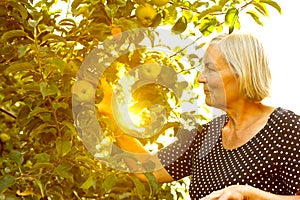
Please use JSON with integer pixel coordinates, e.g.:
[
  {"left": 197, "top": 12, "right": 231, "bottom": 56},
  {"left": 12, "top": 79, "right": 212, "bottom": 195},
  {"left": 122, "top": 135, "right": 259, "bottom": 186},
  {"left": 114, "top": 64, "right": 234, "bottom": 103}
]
[
  {"left": 269, "top": 107, "right": 300, "bottom": 126},
  {"left": 266, "top": 107, "right": 300, "bottom": 144}
]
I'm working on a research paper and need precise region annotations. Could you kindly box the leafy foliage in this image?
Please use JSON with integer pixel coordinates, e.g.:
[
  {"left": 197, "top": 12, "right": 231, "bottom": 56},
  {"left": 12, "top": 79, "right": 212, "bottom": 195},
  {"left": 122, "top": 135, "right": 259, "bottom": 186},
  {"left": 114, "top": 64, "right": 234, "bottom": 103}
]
[{"left": 0, "top": 0, "right": 280, "bottom": 199}]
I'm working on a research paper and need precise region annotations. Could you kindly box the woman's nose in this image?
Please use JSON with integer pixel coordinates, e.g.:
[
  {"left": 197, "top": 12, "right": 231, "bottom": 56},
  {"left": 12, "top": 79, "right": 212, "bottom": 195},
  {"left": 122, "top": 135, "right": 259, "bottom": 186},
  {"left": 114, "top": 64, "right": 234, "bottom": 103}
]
[{"left": 197, "top": 73, "right": 206, "bottom": 83}]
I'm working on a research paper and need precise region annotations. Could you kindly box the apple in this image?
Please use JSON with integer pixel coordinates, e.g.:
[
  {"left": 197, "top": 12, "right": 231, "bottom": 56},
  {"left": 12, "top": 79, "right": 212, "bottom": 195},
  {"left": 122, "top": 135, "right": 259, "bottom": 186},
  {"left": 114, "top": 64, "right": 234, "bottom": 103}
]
[
  {"left": 135, "top": 3, "right": 157, "bottom": 27},
  {"left": 150, "top": 0, "right": 169, "bottom": 7},
  {"left": 0, "top": 133, "right": 10, "bottom": 142},
  {"left": 72, "top": 80, "right": 95, "bottom": 102},
  {"left": 138, "top": 60, "right": 162, "bottom": 80}
]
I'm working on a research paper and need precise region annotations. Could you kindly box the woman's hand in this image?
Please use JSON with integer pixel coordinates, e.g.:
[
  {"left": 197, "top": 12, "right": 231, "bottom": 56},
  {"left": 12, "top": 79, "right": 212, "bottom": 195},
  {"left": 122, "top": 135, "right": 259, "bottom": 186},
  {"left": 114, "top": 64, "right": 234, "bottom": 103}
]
[
  {"left": 200, "top": 185, "right": 252, "bottom": 200},
  {"left": 200, "top": 184, "right": 300, "bottom": 200}
]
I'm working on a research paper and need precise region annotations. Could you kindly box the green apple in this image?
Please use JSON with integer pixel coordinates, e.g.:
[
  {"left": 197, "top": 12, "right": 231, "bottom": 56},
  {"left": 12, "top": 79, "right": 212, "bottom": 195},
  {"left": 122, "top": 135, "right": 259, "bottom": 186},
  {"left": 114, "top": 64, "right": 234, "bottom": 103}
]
[
  {"left": 138, "top": 61, "right": 162, "bottom": 80},
  {"left": 135, "top": 3, "right": 157, "bottom": 27},
  {"left": 0, "top": 133, "right": 10, "bottom": 142},
  {"left": 150, "top": 0, "right": 169, "bottom": 7},
  {"left": 72, "top": 80, "right": 95, "bottom": 102}
]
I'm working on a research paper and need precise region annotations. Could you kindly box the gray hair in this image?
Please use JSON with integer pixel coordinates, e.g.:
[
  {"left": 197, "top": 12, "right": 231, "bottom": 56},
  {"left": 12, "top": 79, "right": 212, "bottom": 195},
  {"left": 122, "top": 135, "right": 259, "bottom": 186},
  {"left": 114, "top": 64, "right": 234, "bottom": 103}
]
[{"left": 207, "top": 33, "right": 272, "bottom": 102}]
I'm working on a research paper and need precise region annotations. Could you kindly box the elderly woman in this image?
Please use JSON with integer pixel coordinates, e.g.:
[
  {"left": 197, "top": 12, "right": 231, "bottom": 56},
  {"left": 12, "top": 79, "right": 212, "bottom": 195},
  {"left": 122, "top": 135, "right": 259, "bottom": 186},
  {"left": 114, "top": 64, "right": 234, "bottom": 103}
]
[{"left": 115, "top": 33, "right": 300, "bottom": 199}]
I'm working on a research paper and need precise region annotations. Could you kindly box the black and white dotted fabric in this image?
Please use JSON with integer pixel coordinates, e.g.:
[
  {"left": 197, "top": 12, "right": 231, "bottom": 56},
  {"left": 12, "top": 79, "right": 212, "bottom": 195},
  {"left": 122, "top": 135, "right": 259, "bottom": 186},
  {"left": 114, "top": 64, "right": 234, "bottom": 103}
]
[{"left": 158, "top": 107, "right": 300, "bottom": 199}]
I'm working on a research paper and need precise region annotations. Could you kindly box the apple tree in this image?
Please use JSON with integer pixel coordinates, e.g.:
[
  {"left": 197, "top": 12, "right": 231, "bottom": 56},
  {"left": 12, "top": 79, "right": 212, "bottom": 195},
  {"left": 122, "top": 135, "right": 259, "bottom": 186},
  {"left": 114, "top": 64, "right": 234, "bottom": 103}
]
[{"left": 0, "top": 0, "right": 280, "bottom": 199}]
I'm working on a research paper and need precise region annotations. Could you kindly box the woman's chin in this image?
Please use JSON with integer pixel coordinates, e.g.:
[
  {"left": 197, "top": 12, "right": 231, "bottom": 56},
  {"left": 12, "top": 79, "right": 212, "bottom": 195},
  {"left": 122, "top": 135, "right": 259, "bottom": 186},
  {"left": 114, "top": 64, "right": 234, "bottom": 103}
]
[
  {"left": 205, "top": 99, "right": 225, "bottom": 111},
  {"left": 204, "top": 98, "right": 212, "bottom": 107}
]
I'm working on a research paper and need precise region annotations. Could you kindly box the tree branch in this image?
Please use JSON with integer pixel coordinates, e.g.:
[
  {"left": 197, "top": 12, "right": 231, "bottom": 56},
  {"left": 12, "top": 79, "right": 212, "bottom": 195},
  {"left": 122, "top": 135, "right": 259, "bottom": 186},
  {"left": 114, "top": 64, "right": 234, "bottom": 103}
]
[{"left": 0, "top": 108, "right": 17, "bottom": 119}]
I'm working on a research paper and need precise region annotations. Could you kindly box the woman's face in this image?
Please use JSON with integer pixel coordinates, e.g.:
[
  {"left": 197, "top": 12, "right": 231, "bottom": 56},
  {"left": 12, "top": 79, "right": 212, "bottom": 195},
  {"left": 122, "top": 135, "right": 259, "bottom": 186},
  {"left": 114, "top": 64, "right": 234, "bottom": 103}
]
[{"left": 197, "top": 46, "right": 240, "bottom": 110}]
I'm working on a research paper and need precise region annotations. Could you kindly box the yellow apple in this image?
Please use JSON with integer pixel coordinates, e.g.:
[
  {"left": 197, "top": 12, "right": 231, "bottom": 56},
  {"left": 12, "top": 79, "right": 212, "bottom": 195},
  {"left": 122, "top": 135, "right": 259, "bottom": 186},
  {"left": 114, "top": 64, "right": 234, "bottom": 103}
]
[
  {"left": 0, "top": 133, "right": 10, "bottom": 142},
  {"left": 150, "top": 0, "right": 169, "bottom": 7},
  {"left": 72, "top": 80, "right": 95, "bottom": 102},
  {"left": 135, "top": 3, "right": 157, "bottom": 27},
  {"left": 138, "top": 60, "right": 161, "bottom": 80}
]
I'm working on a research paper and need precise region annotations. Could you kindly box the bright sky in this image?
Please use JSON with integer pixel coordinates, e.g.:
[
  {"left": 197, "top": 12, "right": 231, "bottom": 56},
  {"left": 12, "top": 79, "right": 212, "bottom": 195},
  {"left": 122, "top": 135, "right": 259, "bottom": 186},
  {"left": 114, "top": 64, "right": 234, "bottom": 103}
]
[{"left": 238, "top": 0, "right": 300, "bottom": 114}]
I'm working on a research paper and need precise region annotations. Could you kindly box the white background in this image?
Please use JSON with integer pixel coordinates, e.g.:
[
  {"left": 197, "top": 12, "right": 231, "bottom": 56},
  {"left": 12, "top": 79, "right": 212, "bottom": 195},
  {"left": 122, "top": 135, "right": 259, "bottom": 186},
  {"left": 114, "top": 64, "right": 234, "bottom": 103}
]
[{"left": 239, "top": 0, "right": 300, "bottom": 114}]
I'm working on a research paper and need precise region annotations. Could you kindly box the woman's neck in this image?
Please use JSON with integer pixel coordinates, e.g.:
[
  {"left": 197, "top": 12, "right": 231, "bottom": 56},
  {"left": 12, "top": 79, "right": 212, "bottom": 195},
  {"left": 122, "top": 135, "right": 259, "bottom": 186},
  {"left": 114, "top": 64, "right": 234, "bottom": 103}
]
[{"left": 221, "top": 100, "right": 275, "bottom": 150}]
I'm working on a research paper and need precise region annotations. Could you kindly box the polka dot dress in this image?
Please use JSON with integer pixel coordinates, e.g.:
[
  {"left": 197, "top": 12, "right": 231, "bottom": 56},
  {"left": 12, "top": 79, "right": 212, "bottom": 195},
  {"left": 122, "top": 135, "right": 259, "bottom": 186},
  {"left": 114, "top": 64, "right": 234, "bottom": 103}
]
[{"left": 158, "top": 107, "right": 300, "bottom": 199}]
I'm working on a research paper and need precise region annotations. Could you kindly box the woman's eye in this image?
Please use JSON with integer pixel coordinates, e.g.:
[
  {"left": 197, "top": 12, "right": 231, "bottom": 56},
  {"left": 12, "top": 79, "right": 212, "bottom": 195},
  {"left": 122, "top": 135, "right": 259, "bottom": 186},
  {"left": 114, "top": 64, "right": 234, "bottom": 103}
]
[
  {"left": 206, "top": 67, "right": 215, "bottom": 72},
  {"left": 203, "top": 63, "right": 215, "bottom": 72}
]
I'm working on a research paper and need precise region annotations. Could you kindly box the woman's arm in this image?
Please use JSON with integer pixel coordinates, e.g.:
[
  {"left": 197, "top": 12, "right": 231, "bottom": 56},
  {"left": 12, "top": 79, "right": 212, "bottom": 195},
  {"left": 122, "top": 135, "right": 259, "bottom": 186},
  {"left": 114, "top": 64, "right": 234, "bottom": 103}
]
[
  {"left": 114, "top": 133, "right": 174, "bottom": 184},
  {"left": 200, "top": 185, "right": 300, "bottom": 200}
]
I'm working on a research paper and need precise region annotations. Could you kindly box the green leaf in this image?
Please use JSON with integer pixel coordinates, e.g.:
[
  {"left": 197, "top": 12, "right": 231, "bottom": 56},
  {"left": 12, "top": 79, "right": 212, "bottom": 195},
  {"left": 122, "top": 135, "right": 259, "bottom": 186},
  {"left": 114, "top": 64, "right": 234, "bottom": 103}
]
[
  {"left": 28, "top": 19, "right": 39, "bottom": 28},
  {"left": 73, "top": 6, "right": 89, "bottom": 17},
  {"left": 39, "top": 82, "right": 60, "bottom": 99},
  {"left": 62, "top": 120, "right": 77, "bottom": 136},
  {"left": 191, "top": 1, "right": 209, "bottom": 10},
  {"left": 56, "top": 138, "right": 72, "bottom": 157},
  {"left": 182, "top": 10, "right": 193, "bottom": 23},
  {"left": 35, "top": 179, "right": 45, "bottom": 197},
  {"left": 24, "top": 118, "right": 43, "bottom": 135},
  {"left": 199, "top": 17, "right": 217, "bottom": 36},
  {"left": 144, "top": 172, "right": 159, "bottom": 196},
  {"left": 4, "top": 62, "right": 34, "bottom": 74},
  {"left": 253, "top": 2, "right": 269, "bottom": 16},
  {"left": 225, "top": 8, "right": 239, "bottom": 33},
  {"left": 150, "top": 13, "right": 162, "bottom": 28},
  {"left": 28, "top": 107, "right": 50, "bottom": 119},
  {"left": 234, "top": 18, "right": 241, "bottom": 30},
  {"left": 22, "top": 82, "right": 40, "bottom": 92},
  {"left": 1, "top": 30, "right": 28, "bottom": 42},
  {"left": 103, "top": 174, "right": 116, "bottom": 193},
  {"left": 163, "top": 6, "right": 178, "bottom": 24},
  {"left": 28, "top": 16, "right": 43, "bottom": 28},
  {"left": 218, "top": 0, "right": 230, "bottom": 7},
  {"left": 171, "top": 16, "right": 187, "bottom": 33},
  {"left": 29, "top": 123, "right": 56, "bottom": 139},
  {"left": 7, "top": 1, "right": 28, "bottom": 20},
  {"left": 115, "top": 18, "right": 139, "bottom": 31},
  {"left": 38, "top": 24, "right": 54, "bottom": 33},
  {"left": 246, "top": 10, "right": 264, "bottom": 26},
  {"left": 58, "top": 18, "right": 77, "bottom": 27},
  {"left": 8, "top": 150, "right": 24, "bottom": 166},
  {"left": 80, "top": 176, "right": 94, "bottom": 190},
  {"left": 42, "top": 33, "right": 67, "bottom": 43},
  {"left": 71, "top": 0, "right": 82, "bottom": 9},
  {"left": 182, "top": 1, "right": 191, "bottom": 7},
  {"left": 260, "top": 0, "right": 282, "bottom": 14},
  {"left": 0, "top": 6, "right": 6, "bottom": 16},
  {"left": 32, "top": 162, "right": 54, "bottom": 170},
  {"left": 54, "top": 163, "right": 74, "bottom": 181},
  {"left": 46, "top": 58, "right": 66, "bottom": 74},
  {"left": 18, "top": 45, "right": 31, "bottom": 58},
  {"left": 0, "top": 175, "right": 15, "bottom": 193},
  {"left": 216, "top": 24, "right": 223, "bottom": 33},
  {"left": 130, "top": 176, "right": 147, "bottom": 199},
  {"left": 53, "top": 102, "right": 69, "bottom": 110},
  {"left": 197, "top": 5, "right": 222, "bottom": 20},
  {"left": 34, "top": 153, "right": 51, "bottom": 163}
]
